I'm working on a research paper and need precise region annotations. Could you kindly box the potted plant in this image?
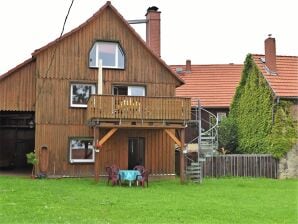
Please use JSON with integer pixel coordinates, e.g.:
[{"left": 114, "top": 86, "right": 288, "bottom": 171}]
[{"left": 26, "top": 151, "right": 37, "bottom": 179}]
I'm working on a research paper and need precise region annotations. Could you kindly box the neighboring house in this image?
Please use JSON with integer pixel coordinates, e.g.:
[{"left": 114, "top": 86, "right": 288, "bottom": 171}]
[
  {"left": 251, "top": 37, "right": 298, "bottom": 178},
  {"left": 0, "top": 2, "right": 191, "bottom": 180},
  {"left": 171, "top": 61, "right": 243, "bottom": 143}
]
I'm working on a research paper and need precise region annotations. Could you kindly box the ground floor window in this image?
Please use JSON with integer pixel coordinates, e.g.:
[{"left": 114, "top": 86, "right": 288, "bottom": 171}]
[{"left": 69, "top": 137, "right": 94, "bottom": 163}]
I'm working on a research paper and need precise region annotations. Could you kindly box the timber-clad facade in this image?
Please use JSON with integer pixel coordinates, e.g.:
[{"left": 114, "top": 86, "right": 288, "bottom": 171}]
[{"left": 0, "top": 2, "right": 190, "bottom": 179}]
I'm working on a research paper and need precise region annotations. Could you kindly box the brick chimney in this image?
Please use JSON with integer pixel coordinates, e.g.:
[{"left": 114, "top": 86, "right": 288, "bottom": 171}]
[
  {"left": 265, "top": 35, "right": 277, "bottom": 73},
  {"left": 185, "top": 59, "right": 191, "bottom": 73},
  {"left": 146, "top": 6, "right": 161, "bottom": 57}
]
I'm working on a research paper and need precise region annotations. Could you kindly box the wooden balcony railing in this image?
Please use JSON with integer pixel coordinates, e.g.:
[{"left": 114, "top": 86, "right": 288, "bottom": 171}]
[{"left": 87, "top": 95, "right": 191, "bottom": 125}]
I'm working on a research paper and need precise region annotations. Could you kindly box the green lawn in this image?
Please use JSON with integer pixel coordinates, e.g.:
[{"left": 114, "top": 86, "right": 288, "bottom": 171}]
[{"left": 0, "top": 176, "right": 297, "bottom": 224}]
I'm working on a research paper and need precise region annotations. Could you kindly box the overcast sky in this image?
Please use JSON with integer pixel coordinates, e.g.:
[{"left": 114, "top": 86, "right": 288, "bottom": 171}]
[{"left": 0, "top": 0, "right": 297, "bottom": 75}]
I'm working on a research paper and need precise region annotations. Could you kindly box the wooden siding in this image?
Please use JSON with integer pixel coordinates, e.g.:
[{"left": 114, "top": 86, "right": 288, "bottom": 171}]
[
  {"left": 97, "top": 129, "right": 175, "bottom": 176},
  {"left": 35, "top": 79, "right": 91, "bottom": 125},
  {"left": 87, "top": 95, "right": 191, "bottom": 122},
  {"left": 34, "top": 7, "right": 180, "bottom": 126},
  {"left": 35, "top": 124, "right": 94, "bottom": 176},
  {"left": 0, "top": 61, "right": 36, "bottom": 111},
  {"left": 30, "top": 6, "right": 182, "bottom": 177},
  {"left": 35, "top": 7, "right": 177, "bottom": 95},
  {"left": 35, "top": 125, "right": 175, "bottom": 177}
]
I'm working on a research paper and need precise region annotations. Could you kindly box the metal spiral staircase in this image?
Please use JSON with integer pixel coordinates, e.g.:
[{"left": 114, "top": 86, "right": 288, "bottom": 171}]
[{"left": 184, "top": 99, "right": 218, "bottom": 183}]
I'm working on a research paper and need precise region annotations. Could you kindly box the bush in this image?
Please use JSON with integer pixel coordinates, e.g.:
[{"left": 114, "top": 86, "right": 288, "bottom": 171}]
[
  {"left": 218, "top": 117, "right": 238, "bottom": 153},
  {"left": 26, "top": 152, "right": 37, "bottom": 178}
]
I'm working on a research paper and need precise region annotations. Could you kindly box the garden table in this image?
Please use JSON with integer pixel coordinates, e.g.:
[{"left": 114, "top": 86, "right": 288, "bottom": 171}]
[{"left": 118, "top": 170, "right": 141, "bottom": 187}]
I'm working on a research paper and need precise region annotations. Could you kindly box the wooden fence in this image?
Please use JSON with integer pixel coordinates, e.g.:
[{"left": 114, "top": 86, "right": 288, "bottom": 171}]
[{"left": 202, "top": 154, "right": 279, "bottom": 179}]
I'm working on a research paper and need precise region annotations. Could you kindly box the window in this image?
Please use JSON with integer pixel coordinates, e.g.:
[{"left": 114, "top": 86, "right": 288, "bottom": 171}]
[
  {"left": 89, "top": 41, "right": 125, "bottom": 69},
  {"left": 217, "top": 112, "right": 227, "bottom": 123},
  {"left": 70, "top": 83, "right": 96, "bottom": 108},
  {"left": 69, "top": 137, "right": 94, "bottom": 163},
  {"left": 113, "top": 85, "right": 145, "bottom": 96}
]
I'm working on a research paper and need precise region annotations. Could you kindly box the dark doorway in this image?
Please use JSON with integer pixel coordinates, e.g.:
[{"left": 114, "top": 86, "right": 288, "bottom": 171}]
[
  {"left": 0, "top": 112, "right": 35, "bottom": 172},
  {"left": 128, "top": 137, "right": 145, "bottom": 169}
]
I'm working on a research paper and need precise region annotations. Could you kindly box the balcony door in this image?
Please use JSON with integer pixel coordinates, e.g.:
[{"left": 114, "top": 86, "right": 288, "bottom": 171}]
[
  {"left": 113, "top": 85, "right": 145, "bottom": 96},
  {"left": 128, "top": 137, "right": 145, "bottom": 169}
]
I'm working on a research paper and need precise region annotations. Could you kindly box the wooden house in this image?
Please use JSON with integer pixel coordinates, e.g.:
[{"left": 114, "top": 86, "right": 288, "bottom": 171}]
[{"left": 0, "top": 2, "right": 191, "bottom": 181}]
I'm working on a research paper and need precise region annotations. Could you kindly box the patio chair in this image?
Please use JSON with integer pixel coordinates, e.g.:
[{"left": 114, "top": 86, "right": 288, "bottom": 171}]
[
  {"left": 133, "top": 165, "right": 145, "bottom": 172},
  {"left": 139, "top": 169, "right": 149, "bottom": 187},
  {"left": 133, "top": 165, "right": 145, "bottom": 183},
  {"left": 105, "top": 165, "right": 120, "bottom": 186}
]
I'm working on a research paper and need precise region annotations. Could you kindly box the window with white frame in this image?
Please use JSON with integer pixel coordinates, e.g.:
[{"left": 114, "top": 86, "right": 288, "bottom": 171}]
[
  {"left": 70, "top": 83, "right": 96, "bottom": 108},
  {"left": 69, "top": 137, "right": 94, "bottom": 163},
  {"left": 89, "top": 41, "right": 125, "bottom": 69}
]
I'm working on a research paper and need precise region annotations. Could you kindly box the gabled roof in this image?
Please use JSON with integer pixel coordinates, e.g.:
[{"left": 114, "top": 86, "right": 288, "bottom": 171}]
[
  {"left": 0, "top": 57, "right": 35, "bottom": 80},
  {"left": 252, "top": 54, "right": 298, "bottom": 98},
  {"left": 171, "top": 64, "right": 243, "bottom": 108},
  {"left": 31, "top": 1, "right": 184, "bottom": 86}
]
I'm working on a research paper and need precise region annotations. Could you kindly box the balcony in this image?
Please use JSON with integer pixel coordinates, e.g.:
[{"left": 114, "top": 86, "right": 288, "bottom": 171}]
[{"left": 87, "top": 95, "right": 191, "bottom": 128}]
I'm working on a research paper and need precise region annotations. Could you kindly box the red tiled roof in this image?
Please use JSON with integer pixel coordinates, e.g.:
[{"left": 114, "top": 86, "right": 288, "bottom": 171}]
[
  {"left": 252, "top": 54, "right": 298, "bottom": 98},
  {"left": 172, "top": 64, "right": 243, "bottom": 108}
]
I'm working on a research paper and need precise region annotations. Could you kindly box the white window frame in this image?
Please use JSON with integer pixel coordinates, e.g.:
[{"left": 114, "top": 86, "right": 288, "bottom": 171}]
[
  {"left": 70, "top": 83, "right": 96, "bottom": 108},
  {"left": 89, "top": 41, "right": 125, "bottom": 69},
  {"left": 69, "top": 137, "right": 95, "bottom": 163},
  {"left": 128, "top": 86, "right": 146, "bottom": 96},
  {"left": 113, "top": 85, "right": 146, "bottom": 96}
]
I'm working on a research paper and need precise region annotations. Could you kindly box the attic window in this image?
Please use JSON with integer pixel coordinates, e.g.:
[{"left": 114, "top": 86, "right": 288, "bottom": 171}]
[{"left": 89, "top": 41, "right": 125, "bottom": 69}]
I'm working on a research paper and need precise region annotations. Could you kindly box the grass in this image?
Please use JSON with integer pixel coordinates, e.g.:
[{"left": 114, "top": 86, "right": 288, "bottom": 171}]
[{"left": 0, "top": 176, "right": 297, "bottom": 224}]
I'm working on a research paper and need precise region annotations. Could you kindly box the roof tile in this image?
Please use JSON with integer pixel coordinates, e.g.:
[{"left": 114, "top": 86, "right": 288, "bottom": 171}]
[
  {"left": 172, "top": 64, "right": 243, "bottom": 107},
  {"left": 252, "top": 54, "right": 298, "bottom": 98}
]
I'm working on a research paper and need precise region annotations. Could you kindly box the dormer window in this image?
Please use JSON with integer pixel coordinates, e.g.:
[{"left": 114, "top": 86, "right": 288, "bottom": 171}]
[{"left": 89, "top": 41, "right": 125, "bottom": 69}]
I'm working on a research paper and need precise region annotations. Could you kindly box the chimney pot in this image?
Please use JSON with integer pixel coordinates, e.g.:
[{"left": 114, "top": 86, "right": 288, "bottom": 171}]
[
  {"left": 265, "top": 35, "right": 277, "bottom": 73},
  {"left": 146, "top": 6, "right": 161, "bottom": 57},
  {"left": 147, "top": 6, "right": 159, "bottom": 12},
  {"left": 186, "top": 59, "right": 191, "bottom": 72}
]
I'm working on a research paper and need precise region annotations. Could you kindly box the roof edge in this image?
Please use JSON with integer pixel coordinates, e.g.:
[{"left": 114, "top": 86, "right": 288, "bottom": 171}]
[
  {"left": 252, "top": 54, "right": 277, "bottom": 97},
  {"left": 252, "top": 53, "right": 298, "bottom": 58},
  {"left": 0, "top": 57, "right": 35, "bottom": 80},
  {"left": 32, "top": 1, "right": 111, "bottom": 56},
  {"left": 278, "top": 96, "right": 298, "bottom": 100}
]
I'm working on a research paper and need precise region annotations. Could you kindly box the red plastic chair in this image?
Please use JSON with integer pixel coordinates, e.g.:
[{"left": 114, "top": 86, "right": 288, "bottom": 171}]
[
  {"left": 133, "top": 165, "right": 145, "bottom": 182},
  {"left": 105, "top": 165, "right": 120, "bottom": 186},
  {"left": 133, "top": 165, "right": 144, "bottom": 173},
  {"left": 139, "top": 169, "right": 149, "bottom": 187}
]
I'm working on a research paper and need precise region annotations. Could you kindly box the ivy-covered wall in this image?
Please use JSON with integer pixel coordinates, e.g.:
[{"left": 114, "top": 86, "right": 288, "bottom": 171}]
[{"left": 219, "top": 54, "right": 297, "bottom": 158}]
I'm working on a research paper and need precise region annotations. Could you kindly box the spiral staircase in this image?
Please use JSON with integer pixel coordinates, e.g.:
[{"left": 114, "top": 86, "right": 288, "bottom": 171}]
[{"left": 184, "top": 99, "right": 218, "bottom": 183}]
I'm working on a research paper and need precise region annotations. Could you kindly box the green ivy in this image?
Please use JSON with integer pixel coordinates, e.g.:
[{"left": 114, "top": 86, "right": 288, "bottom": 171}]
[{"left": 219, "top": 54, "right": 297, "bottom": 158}]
